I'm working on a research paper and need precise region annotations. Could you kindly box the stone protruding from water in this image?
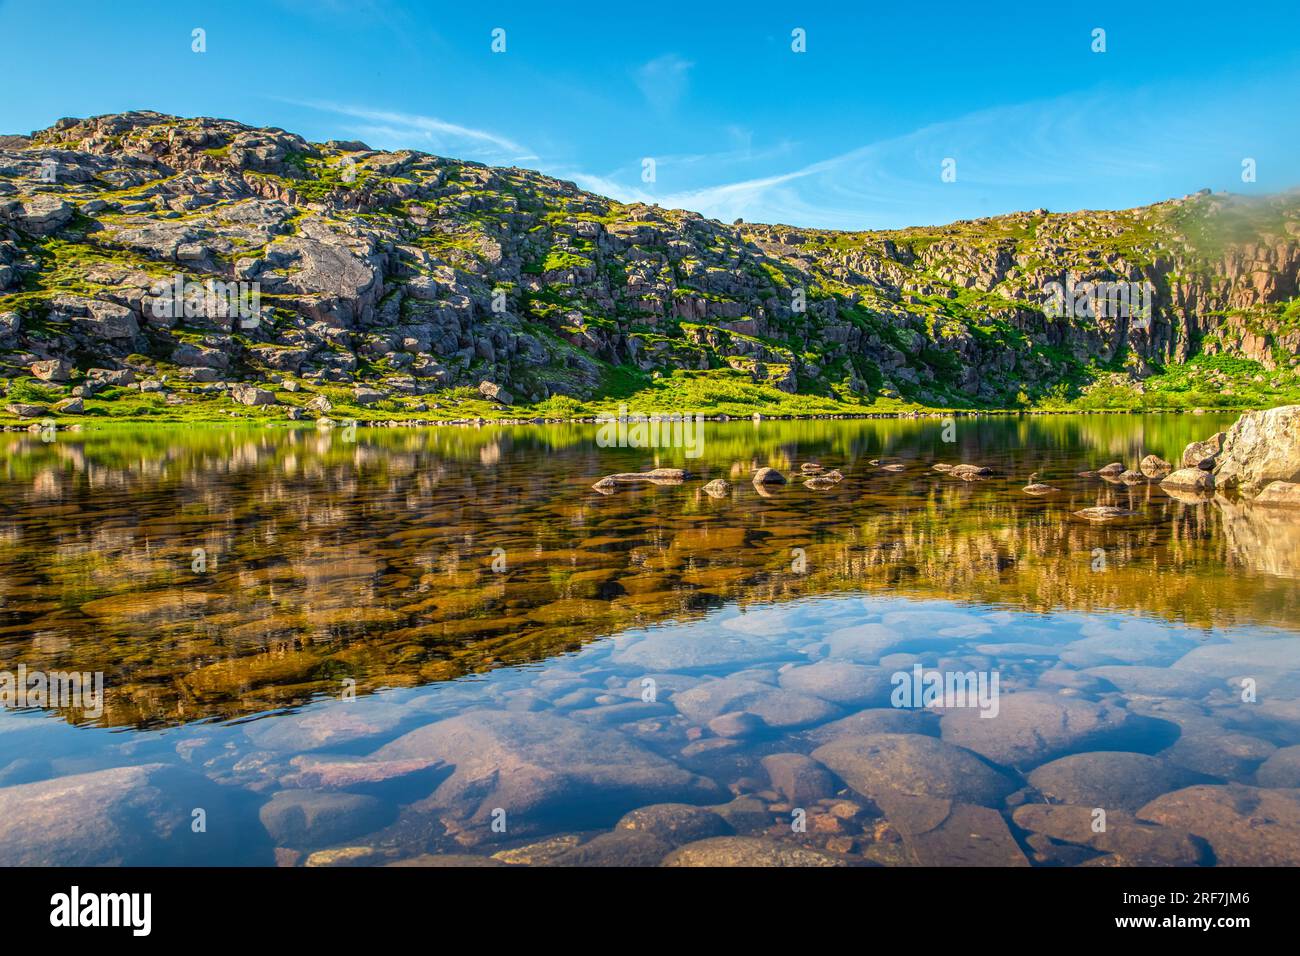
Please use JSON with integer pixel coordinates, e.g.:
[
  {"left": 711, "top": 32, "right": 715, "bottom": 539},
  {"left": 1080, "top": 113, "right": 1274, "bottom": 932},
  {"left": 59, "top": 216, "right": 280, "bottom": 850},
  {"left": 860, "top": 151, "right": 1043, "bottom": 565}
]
[{"left": 1214, "top": 405, "right": 1300, "bottom": 494}]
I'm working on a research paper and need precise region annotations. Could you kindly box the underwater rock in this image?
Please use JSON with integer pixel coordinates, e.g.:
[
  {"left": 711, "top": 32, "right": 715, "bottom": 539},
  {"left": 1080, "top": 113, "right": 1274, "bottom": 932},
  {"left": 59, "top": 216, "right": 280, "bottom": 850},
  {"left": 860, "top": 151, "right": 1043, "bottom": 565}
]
[
  {"left": 258, "top": 788, "right": 392, "bottom": 848},
  {"left": 761, "top": 753, "right": 836, "bottom": 805},
  {"left": 813, "top": 733, "right": 1018, "bottom": 807},
  {"left": 673, "top": 677, "right": 840, "bottom": 729},
  {"left": 661, "top": 836, "right": 846, "bottom": 867},
  {"left": 615, "top": 803, "right": 733, "bottom": 845},
  {"left": 940, "top": 691, "right": 1140, "bottom": 768},
  {"left": 1073, "top": 506, "right": 1137, "bottom": 521},
  {"left": 1138, "top": 783, "right": 1300, "bottom": 866},
  {"left": 1027, "top": 752, "right": 1198, "bottom": 813},
  {"left": 0, "top": 764, "right": 270, "bottom": 865},
  {"left": 777, "top": 661, "right": 894, "bottom": 708},
  {"left": 803, "top": 707, "right": 941, "bottom": 743},
  {"left": 1256, "top": 746, "right": 1300, "bottom": 788},
  {"left": 375, "top": 711, "right": 724, "bottom": 842}
]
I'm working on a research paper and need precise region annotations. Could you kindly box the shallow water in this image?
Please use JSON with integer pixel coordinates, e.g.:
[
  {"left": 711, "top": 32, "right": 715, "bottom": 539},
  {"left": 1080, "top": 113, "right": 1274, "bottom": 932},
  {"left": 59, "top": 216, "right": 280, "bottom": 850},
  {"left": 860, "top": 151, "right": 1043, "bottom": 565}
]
[{"left": 1, "top": 413, "right": 1298, "bottom": 866}]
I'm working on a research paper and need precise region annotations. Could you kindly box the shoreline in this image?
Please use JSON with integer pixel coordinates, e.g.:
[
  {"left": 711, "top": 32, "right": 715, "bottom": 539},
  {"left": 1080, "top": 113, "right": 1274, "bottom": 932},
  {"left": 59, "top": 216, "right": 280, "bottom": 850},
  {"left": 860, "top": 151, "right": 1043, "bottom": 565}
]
[{"left": 1, "top": 404, "right": 1256, "bottom": 432}]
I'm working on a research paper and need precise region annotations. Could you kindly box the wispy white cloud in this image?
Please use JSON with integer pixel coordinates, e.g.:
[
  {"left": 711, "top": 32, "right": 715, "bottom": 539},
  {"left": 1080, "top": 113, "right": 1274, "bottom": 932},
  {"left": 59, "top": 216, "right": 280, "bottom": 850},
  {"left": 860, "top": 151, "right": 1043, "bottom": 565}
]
[
  {"left": 281, "top": 63, "right": 1300, "bottom": 231},
  {"left": 634, "top": 54, "right": 693, "bottom": 115},
  {"left": 288, "top": 100, "right": 537, "bottom": 162},
  {"left": 658, "top": 167, "right": 826, "bottom": 221},
  {"left": 563, "top": 170, "right": 656, "bottom": 205},
  {"left": 566, "top": 66, "right": 1300, "bottom": 230}
]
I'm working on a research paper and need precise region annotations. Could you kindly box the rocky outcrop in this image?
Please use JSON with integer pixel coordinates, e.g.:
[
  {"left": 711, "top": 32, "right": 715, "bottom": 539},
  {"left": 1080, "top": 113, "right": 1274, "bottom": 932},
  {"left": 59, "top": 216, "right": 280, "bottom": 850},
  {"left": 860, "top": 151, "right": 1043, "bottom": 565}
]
[
  {"left": 1214, "top": 405, "right": 1300, "bottom": 493},
  {"left": 2, "top": 112, "right": 1300, "bottom": 412}
]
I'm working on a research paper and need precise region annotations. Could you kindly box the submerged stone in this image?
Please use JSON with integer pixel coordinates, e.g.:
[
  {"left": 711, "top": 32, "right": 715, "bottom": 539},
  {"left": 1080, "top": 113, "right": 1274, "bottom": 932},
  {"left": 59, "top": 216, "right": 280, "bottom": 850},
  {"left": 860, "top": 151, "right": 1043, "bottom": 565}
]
[
  {"left": 777, "top": 661, "right": 894, "bottom": 707},
  {"left": 1083, "top": 665, "right": 1220, "bottom": 698},
  {"left": 803, "top": 707, "right": 940, "bottom": 743},
  {"left": 661, "top": 836, "right": 846, "bottom": 867},
  {"left": 258, "top": 788, "right": 392, "bottom": 847},
  {"left": 615, "top": 803, "right": 733, "bottom": 845},
  {"left": 1256, "top": 746, "right": 1300, "bottom": 788},
  {"left": 812, "top": 733, "right": 1017, "bottom": 807},
  {"left": 1027, "top": 752, "right": 1198, "bottom": 813},
  {"left": 0, "top": 764, "right": 270, "bottom": 865},
  {"left": 375, "top": 710, "right": 723, "bottom": 842},
  {"left": 939, "top": 690, "right": 1141, "bottom": 769},
  {"left": 761, "top": 753, "right": 836, "bottom": 805},
  {"left": 673, "top": 677, "right": 840, "bottom": 729},
  {"left": 1138, "top": 784, "right": 1300, "bottom": 866},
  {"left": 610, "top": 629, "right": 789, "bottom": 671}
]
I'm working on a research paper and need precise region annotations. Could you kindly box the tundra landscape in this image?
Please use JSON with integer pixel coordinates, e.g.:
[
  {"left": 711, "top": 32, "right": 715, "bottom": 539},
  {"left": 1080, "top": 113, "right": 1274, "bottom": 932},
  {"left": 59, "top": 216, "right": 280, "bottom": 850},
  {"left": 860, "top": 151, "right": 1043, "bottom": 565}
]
[{"left": 0, "top": 3, "right": 1297, "bottom": 938}]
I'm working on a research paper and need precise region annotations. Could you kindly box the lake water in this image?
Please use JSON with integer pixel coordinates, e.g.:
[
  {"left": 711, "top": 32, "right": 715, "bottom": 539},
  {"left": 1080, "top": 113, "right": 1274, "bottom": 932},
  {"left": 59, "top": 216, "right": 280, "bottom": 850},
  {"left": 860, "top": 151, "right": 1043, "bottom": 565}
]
[{"left": 2, "top": 413, "right": 1298, "bottom": 866}]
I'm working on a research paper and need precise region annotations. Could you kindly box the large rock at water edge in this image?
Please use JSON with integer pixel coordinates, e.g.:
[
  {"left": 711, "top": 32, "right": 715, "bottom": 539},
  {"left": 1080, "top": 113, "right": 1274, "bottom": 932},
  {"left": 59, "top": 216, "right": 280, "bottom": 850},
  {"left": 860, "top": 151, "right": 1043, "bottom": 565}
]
[{"left": 1214, "top": 405, "right": 1300, "bottom": 494}]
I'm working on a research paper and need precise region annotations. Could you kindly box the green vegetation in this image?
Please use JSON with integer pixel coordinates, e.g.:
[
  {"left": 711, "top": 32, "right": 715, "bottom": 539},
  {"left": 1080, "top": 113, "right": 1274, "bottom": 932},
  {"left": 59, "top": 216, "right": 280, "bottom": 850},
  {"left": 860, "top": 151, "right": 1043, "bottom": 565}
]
[{"left": 5, "top": 112, "right": 1299, "bottom": 430}]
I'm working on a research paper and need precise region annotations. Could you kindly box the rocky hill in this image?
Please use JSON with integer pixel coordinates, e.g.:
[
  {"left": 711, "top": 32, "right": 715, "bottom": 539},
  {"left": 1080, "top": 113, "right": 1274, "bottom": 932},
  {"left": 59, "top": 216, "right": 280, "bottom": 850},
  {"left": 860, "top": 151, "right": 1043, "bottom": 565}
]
[{"left": 1, "top": 111, "right": 1298, "bottom": 423}]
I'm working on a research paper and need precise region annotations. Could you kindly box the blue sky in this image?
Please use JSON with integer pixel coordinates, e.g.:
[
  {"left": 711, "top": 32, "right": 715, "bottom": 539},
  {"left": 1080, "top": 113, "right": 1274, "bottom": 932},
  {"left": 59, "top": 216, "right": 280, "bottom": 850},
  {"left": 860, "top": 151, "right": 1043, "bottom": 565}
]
[{"left": 2, "top": 0, "right": 1298, "bottom": 230}]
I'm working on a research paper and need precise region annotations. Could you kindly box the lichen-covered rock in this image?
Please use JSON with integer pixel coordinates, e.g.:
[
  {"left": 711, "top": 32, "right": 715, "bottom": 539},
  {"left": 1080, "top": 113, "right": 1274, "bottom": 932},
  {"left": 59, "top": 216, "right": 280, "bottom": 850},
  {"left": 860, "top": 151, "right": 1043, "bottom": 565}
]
[
  {"left": 478, "top": 380, "right": 513, "bottom": 404},
  {"left": 29, "top": 358, "right": 71, "bottom": 381}
]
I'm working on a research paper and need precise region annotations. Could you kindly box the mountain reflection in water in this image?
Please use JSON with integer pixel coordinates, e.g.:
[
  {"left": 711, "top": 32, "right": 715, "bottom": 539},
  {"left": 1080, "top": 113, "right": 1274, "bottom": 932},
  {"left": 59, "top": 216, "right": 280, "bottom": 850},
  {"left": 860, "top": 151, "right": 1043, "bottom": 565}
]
[{"left": 1, "top": 412, "right": 1295, "bottom": 730}]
